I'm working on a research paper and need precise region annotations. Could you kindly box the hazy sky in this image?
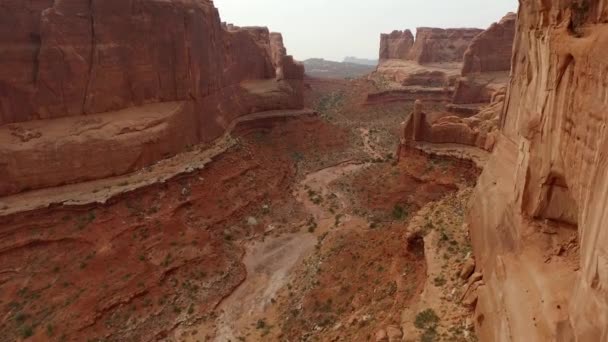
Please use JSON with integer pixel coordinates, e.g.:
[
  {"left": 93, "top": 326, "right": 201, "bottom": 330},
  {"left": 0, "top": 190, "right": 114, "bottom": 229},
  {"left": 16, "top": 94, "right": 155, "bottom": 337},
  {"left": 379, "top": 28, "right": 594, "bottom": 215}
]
[{"left": 213, "top": 0, "right": 518, "bottom": 61}]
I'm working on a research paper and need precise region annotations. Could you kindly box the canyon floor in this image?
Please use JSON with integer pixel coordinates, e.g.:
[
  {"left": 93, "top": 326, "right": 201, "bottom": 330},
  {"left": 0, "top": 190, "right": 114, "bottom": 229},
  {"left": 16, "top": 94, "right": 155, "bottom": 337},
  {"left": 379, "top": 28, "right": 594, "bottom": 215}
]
[{"left": 1, "top": 77, "right": 480, "bottom": 342}]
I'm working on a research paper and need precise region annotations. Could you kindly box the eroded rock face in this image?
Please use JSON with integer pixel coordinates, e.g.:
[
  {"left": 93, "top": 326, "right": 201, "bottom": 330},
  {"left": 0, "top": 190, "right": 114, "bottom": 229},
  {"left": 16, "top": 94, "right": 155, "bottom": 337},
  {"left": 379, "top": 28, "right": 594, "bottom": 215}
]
[
  {"left": 461, "top": 13, "right": 517, "bottom": 75},
  {"left": 468, "top": 1, "right": 608, "bottom": 340},
  {"left": 0, "top": 0, "right": 304, "bottom": 196},
  {"left": 408, "top": 28, "right": 483, "bottom": 64},
  {"left": 401, "top": 88, "right": 505, "bottom": 151},
  {"left": 452, "top": 13, "right": 516, "bottom": 105},
  {"left": 0, "top": 0, "right": 303, "bottom": 125},
  {"left": 379, "top": 30, "right": 415, "bottom": 61},
  {"left": 378, "top": 27, "right": 483, "bottom": 64}
]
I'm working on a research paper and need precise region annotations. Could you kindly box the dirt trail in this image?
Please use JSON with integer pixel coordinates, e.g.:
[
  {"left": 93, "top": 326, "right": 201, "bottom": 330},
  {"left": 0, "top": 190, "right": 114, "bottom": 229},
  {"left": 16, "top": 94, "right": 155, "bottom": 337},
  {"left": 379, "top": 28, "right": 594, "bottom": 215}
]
[
  {"left": 207, "top": 130, "right": 379, "bottom": 340},
  {"left": 211, "top": 233, "right": 316, "bottom": 341},
  {"left": 208, "top": 162, "right": 371, "bottom": 340},
  {"left": 359, "top": 128, "right": 384, "bottom": 160}
]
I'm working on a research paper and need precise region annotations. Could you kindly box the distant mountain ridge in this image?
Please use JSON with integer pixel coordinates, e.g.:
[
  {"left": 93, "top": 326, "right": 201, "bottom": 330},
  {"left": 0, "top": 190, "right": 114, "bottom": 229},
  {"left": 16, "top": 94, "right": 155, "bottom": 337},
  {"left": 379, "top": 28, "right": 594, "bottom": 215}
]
[
  {"left": 302, "top": 58, "right": 376, "bottom": 79},
  {"left": 343, "top": 56, "right": 378, "bottom": 66}
]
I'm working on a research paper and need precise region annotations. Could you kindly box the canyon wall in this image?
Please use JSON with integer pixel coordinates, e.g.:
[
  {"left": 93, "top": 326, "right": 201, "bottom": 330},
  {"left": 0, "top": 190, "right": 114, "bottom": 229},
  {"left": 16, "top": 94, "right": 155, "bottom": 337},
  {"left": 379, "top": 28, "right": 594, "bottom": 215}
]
[
  {"left": 461, "top": 13, "right": 517, "bottom": 75},
  {"left": 378, "top": 27, "right": 482, "bottom": 64},
  {"left": 0, "top": 0, "right": 304, "bottom": 196},
  {"left": 403, "top": 89, "right": 505, "bottom": 151},
  {"left": 379, "top": 30, "right": 415, "bottom": 61},
  {"left": 469, "top": 0, "right": 608, "bottom": 340},
  {"left": 408, "top": 27, "right": 484, "bottom": 64},
  {"left": 452, "top": 13, "right": 517, "bottom": 105}
]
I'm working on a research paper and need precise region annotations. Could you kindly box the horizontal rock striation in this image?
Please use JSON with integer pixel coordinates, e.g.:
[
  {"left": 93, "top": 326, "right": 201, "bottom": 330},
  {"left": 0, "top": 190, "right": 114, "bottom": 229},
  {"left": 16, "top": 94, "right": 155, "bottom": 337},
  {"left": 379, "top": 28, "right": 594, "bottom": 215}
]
[
  {"left": 453, "top": 13, "right": 517, "bottom": 105},
  {"left": 0, "top": 0, "right": 304, "bottom": 196},
  {"left": 408, "top": 27, "right": 484, "bottom": 64},
  {"left": 379, "top": 30, "right": 415, "bottom": 61},
  {"left": 402, "top": 89, "right": 505, "bottom": 151},
  {"left": 461, "top": 13, "right": 517, "bottom": 75},
  {"left": 468, "top": 0, "right": 608, "bottom": 341},
  {"left": 378, "top": 27, "right": 482, "bottom": 64}
]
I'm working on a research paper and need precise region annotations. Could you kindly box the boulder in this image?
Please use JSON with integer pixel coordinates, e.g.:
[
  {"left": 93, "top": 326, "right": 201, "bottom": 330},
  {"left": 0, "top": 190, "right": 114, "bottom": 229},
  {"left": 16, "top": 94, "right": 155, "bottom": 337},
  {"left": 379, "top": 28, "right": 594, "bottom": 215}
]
[
  {"left": 461, "top": 13, "right": 517, "bottom": 75},
  {"left": 460, "top": 257, "right": 476, "bottom": 280},
  {"left": 386, "top": 325, "right": 404, "bottom": 341}
]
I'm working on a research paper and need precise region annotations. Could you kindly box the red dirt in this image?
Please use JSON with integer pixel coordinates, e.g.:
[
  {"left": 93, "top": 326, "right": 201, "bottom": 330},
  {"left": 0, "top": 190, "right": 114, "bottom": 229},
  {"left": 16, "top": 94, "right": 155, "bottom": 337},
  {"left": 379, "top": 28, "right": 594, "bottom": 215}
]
[
  {"left": 274, "top": 148, "right": 479, "bottom": 342},
  {"left": 0, "top": 116, "right": 347, "bottom": 342}
]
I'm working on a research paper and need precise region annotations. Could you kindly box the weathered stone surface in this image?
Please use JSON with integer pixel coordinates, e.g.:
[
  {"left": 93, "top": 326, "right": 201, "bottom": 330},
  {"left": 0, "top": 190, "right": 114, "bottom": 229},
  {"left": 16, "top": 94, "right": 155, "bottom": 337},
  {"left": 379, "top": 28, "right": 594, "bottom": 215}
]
[
  {"left": 408, "top": 28, "right": 483, "bottom": 64},
  {"left": 0, "top": 0, "right": 302, "bottom": 126},
  {"left": 386, "top": 325, "right": 404, "bottom": 341},
  {"left": 378, "top": 27, "right": 482, "bottom": 64},
  {"left": 0, "top": 102, "right": 197, "bottom": 196},
  {"left": 401, "top": 88, "right": 505, "bottom": 151},
  {"left": 461, "top": 13, "right": 516, "bottom": 75},
  {"left": 379, "top": 30, "right": 415, "bottom": 61},
  {"left": 0, "top": 0, "right": 304, "bottom": 196},
  {"left": 460, "top": 257, "right": 476, "bottom": 280},
  {"left": 453, "top": 13, "right": 516, "bottom": 105},
  {"left": 468, "top": 1, "right": 608, "bottom": 341},
  {"left": 375, "top": 329, "right": 388, "bottom": 341}
]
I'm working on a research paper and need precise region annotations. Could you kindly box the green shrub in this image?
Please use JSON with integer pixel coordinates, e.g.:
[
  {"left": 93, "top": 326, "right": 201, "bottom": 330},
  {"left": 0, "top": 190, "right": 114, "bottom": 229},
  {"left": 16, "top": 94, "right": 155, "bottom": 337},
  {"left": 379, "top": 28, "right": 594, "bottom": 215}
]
[{"left": 414, "top": 309, "right": 440, "bottom": 330}]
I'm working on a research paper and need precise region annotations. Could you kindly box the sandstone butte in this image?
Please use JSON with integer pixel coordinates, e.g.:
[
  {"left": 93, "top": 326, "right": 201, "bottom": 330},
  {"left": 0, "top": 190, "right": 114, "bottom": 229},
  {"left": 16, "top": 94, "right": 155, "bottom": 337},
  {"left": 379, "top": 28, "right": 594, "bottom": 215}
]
[
  {"left": 379, "top": 27, "right": 483, "bottom": 64},
  {"left": 398, "top": 13, "right": 517, "bottom": 151},
  {"left": 401, "top": 0, "right": 608, "bottom": 340},
  {"left": 0, "top": 0, "right": 304, "bottom": 196},
  {"left": 452, "top": 12, "right": 517, "bottom": 105},
  {"left": 374, "top": 15, "right": 515, "bottom": 152}
]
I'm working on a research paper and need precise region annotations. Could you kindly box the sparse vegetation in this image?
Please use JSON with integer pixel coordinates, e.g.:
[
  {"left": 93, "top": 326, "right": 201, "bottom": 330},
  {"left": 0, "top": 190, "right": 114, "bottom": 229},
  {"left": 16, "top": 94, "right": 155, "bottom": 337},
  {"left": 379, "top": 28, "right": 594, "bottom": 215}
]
[
  {"left": 75, "top": 211, "right": 96, "bottom": 230},
  {"left": 315, "top": 91, "right": 345, "bottom": 119},
  {"left": 392, "top": 204, "right": 408, "bottom": 220},
  {"left": 20, "top": 325, "right": 34, "bottom": 338},
  {"left": 415, "top": 308, "right": 440, "bottom": 330},
  {"left": 571, "top": 0, "right": 591, "bottom": 36},
  {"left": 415, "top": 308, "right": 440, "bottom": 342}
]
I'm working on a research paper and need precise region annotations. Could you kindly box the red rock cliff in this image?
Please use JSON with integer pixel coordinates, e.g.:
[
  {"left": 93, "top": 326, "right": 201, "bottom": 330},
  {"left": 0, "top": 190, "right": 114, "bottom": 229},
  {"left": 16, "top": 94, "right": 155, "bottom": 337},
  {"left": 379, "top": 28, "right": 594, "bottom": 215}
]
[
  {"left": 461, "top": 13, "right": 517, "bottom": 75},
  {"left": 378, "top": 27, "right": 482, "bottom": 64},
  {"left": 0, "top": 0, "right": 304, "bottom": 196},
  {"left": 469, "top": 0, "right": 608, "bottom": 340},
  {"left": 379, "top": 30, "right": 415, "bottom": 61},
  {"left": 0, "top": 0, "right": 302, "bottom": 128},
  {"left": 452, "top": 13, "right": 516, "bottom": 105},
  {"left": 408, "top": 27, "right": 483, "bottom": 64}
]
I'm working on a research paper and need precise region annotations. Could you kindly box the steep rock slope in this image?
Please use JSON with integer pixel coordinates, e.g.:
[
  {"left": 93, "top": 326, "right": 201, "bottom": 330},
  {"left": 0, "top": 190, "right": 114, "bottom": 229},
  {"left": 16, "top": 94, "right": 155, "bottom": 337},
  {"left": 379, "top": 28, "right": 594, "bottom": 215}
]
[
  {"left": 378, "top": 27, "right": 483, "bottom": 64},
  {"left": 409, "top": 27, "right": 484, "bottom": 64},
  {"left": 379, "top": 30, "right": 415, "bottom": 61},
  {"left": 469, "top": 0, "right": 608, "bottom": 340},
  {"left": 461, "top": 13, "right": 517, "bottom": 75},
  {"left": 0, "top": 0, "right": 303, "bottom": 196},
  {"left": 453, "top": 13, "right": 517, "bottom": 105}
]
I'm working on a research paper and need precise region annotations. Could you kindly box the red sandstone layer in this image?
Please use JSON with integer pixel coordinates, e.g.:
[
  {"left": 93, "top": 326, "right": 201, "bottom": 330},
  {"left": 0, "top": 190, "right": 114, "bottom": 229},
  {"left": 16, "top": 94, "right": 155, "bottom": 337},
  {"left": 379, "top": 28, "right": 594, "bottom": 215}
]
[{"left": 0, "top": 0, "right": 305, "bottom": 196}]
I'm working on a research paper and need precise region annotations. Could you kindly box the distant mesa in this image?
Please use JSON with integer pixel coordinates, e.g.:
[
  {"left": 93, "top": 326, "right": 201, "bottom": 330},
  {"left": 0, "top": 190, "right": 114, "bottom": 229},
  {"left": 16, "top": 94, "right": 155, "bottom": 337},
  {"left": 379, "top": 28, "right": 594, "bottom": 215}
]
[
  {"left": 343, "top": 57, "right": 378, "bottom": 66},
  {"left": 379, "top": 27, "right": 483, "bottom": 64},
  {"left": 302, "top": 58, "right": 376, "bottom": 79}
]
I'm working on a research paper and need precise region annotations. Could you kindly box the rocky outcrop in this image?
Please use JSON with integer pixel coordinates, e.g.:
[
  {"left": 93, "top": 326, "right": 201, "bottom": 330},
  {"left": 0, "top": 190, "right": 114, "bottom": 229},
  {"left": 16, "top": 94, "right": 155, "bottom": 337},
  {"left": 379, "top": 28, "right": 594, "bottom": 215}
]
[
  {"left": 374, "top": 27, "right": 482, "bottom": 101},
  {"left": 0, "top": 0, "right": 304, "bottom": 196},
  {"left": 379, "top": 30, "right": 415, "bottom": 61},
  {"left": 409, "top": 28, "right": 483, "bottom": 64},
  {"left": 461, "top": 13, "right": 517, "bottom": 75},
  {"left": 401, "top": 88, "right": 505, "bottom": 151},
  {"left": 378, "top": 27, "right": 482, "bottom": 64},
  {"left": 468, "top": 1, "right": 608, "bottom": 341},
  {"left": 452, "top": 13, "right": 516, "bottom": 105}
]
